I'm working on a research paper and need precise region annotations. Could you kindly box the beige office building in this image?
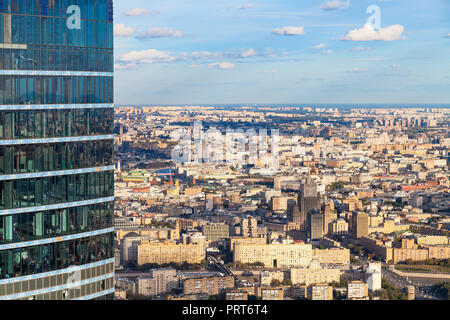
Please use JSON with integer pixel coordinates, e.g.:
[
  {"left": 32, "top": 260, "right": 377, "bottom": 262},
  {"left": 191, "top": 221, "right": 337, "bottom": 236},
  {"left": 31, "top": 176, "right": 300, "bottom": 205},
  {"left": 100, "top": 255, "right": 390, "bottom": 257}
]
[
  {"left": 233, "top": 243, "right": 313, "bottom": 268},
  {"left": 241, "top": 217, "right": 258, "bottom": 238},
  {"left": 347, "top": 281, "right": 369, "bottom": 300},
  {"left": 136, "top": 268, "right": 178, "bottom": 296},
  {"left": 352, "top": 212, "right": 369, "bottom": 239},
  {"left": 226, "top": 291, "right": 249, "bottom": 300},
  {"left": 227, "top": 236, "right": 267, "bottom": 252},
  {"left": 234, "top": 243, "right": 349, "bottom": 268},
  {"left": 331, "top": 219, "right": 349, "bottom": 235},
  {"left": 203, "top": 223, "right": 230, "bottom": 241},
  {"left": 272, "top": 197, "right": 288, "bottom": 212},
  {"left": 313, "top": 248, "right": 350, "bottom": 265},
  {"left": 290, "top": 259, "right": 341, "bottom": 286},
  {"left": 416, "top": 235, "right": 449, "bottom": 246},
  {"left": 311, "top": 284, "right": 333, "bottom": 300},
  {"left": 183, "top": 276, "right": 235, "bottom": 296},
  {"left": 258, "top": 288, "right": 284, "bottom": 300},
  {"left": 137, "top": 240, "right": 205, "bottom": 265}
]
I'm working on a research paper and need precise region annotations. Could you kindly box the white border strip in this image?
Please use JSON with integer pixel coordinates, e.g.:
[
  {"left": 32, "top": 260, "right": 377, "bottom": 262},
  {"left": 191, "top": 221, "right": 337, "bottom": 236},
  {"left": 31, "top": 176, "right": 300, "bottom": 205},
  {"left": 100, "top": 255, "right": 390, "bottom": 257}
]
[
  {"left": 73, "top": 288, "right": 115, "bottom": 300},
  {"left": 0, "top": 227, "right": 114, "bottom": 251},
  {"left": 0, "top": 134, "right": 114, "bottom": 145},
  {"left": 0, "top": 104, "right": 114, "bottom": 111},
  {"left": 0, "top": 258, "right": 114, "bottom": 285},
  {"left": 0, "top": 165, "right": 114, "bottom": 181},
  {"left": 0, "top": 44, "right": 27, "bottom": 49},
  {"left": 0, "top": 273, "right": 115, "bottom": 300},
  {"left": 0, "top": 70, "right": 113, "bottom": 77},
  {"left": 0, "top": 196, "right": 114, "bottom": 216}
]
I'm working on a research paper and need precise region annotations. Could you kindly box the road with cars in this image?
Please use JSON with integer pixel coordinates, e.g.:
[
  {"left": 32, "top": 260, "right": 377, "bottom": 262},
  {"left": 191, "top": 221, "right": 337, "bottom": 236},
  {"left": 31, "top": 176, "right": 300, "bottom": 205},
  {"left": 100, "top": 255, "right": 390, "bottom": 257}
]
[{"left": 353, "top": 254, "right": 443, "bottom": 300}]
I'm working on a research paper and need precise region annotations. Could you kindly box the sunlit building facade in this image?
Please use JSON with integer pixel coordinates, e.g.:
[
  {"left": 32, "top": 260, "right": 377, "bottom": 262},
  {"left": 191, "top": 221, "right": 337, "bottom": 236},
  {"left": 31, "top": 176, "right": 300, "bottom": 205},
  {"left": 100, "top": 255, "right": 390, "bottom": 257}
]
[{"left": 0, "top": 0, "right": 114, "bottom": 300}]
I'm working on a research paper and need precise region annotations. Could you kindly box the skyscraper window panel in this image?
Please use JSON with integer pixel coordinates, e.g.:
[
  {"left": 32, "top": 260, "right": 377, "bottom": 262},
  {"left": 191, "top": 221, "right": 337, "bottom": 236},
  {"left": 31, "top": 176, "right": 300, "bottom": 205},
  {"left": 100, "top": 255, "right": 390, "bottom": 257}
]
[
  {"left": 0, "top": 232, "right": 114, "bottom": 280},
  {"left": 0, "top": 76, "right": 113, "bottom": 105},
  {"left": 0, "top": 140, "right": 114, "bottom": 174},
  {"left": 0, "top": 0, "right": 114, "bottom": 299},
  {"left": 0, "top": 109, "right": 114, "bottom": 139},
  {"left": 0, "top": 201, "right": 113, "bottom": 244},
  {"left": 0, "top": 170, "right": 114, "bottom": 209}
]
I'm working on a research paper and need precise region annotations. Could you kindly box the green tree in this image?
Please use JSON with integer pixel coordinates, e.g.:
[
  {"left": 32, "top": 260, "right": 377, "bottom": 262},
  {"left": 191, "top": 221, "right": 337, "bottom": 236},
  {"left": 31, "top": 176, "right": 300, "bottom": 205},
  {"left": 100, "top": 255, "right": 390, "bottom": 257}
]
[
  {"left": 282, "top": 279, "right": 293, "bottom": 286},
  {"left": 271, "top": 279, "right": 281, "bottom": 286}
]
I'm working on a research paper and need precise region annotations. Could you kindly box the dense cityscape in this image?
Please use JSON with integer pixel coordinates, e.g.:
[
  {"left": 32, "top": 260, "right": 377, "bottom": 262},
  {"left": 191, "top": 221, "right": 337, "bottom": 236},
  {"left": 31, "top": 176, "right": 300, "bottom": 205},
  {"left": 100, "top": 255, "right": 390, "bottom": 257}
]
[{"left": 112, "top": 105, "right": 450, "bottom": 301}]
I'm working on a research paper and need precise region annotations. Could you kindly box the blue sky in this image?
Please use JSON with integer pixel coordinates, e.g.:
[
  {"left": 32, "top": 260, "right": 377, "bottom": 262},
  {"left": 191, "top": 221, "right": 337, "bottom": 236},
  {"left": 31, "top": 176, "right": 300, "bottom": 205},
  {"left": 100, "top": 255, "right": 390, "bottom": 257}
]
[{"left": 113, "top": 0, "right": 450, "bottom": 105}]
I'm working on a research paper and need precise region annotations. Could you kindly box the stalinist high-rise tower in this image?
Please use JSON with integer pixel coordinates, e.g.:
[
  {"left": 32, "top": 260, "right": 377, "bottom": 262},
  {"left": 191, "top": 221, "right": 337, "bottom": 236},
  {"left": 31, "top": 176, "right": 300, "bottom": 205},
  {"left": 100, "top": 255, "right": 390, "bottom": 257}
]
[{"left": 290, "top": 176, "right": 321, "bottom": 231}]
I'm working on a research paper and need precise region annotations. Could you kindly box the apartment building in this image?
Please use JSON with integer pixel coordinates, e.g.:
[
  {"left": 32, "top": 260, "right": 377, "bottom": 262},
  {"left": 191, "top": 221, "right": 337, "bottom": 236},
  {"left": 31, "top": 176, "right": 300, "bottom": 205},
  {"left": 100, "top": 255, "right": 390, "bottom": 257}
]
[{"left": 137, "top": 240, "right": 205, "bottom": 265}]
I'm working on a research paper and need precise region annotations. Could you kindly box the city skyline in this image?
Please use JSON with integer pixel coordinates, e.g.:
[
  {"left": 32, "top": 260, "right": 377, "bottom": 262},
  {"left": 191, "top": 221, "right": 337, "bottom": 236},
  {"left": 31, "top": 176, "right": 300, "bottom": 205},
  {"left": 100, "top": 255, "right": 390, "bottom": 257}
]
[
  {"left": 113, "top": 104, "right": 450, "bottom": 302},
  {"left": 114, "top": 0, "right": 449, "bottom": 105}
]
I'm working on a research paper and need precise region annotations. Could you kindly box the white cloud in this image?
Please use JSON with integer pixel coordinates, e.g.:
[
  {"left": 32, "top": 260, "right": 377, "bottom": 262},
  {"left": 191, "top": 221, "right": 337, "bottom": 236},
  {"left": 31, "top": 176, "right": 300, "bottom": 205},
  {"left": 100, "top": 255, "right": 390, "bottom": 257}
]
[
  {"left": 178, "top": 49, "right": 258, "bottom": 61},
  {"left": 321, "top": 49, "right": 333, "bottom": 55},
  {"left": 114, "top": 23, "right": 136, "bottom": 37},
  {"left": 178, "top": 51, "right": 219, "bottom": 60},
  {"left": 241, "top": 48, "right": 256, "bottom": 58},
  {"left": 208, "top": 62, "right": 235, "bottom": 69},
  {"left": 240, "top": 4, "right": 255, "bottom": 9},
  {"left": 354, "top": 57, "right": 390, "bottom": 62},
  {"left": 125, "top": 8, "right": 149, "bottom": 16},
  {"left": 114, "top": 63, "right": 130, "bottom": 70},
  {"left": 342, "top": 23, "right": 405, "bottom": 41},
  {"left": 118, "top": 49, "right": 175, "bottom": 66},
  {"left": 137, "top": 27, "right": 183, "bottom": 39},
  {"left": 263, "top": 48, "right": 276, "bottom": 58},
  {"left": 344, "top": 68, "right": 368, "bottom": 73},
  {"left": 320, "top": 0, "right": 350, "bottom": 11},
  {"left": 116, "top": 46, "right": 266, "bottom": 70},
  {"left": 272, "top": 26, "right": 305, "bottom": 36},
  {"left": 313, "top": 43, "right": 327, "bottom": 50},
  {"left": 446, "top": 33, "right": 450, "bottom": 38},
  {"left": 352, "top": 47, "right": 371, "bottom": 52},
  {"left": 258, "top": 69, "right": 277, "bottom": 73}
]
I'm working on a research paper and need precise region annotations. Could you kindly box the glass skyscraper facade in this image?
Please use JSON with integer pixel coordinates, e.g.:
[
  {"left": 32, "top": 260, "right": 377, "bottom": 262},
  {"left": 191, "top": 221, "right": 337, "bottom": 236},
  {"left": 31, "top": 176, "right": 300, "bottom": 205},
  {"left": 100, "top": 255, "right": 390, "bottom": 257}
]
[{"left": 0, "top": 0, "right": 114, "bottom": 300}]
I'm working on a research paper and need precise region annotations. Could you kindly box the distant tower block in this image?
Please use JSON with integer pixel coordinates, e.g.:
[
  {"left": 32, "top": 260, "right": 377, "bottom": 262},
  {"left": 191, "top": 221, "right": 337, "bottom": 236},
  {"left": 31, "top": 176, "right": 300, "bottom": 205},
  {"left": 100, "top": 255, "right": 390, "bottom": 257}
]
[
  {"left": 322, "top": 201, "right": 336, "bottom": 235},
  {"left": 308, "top": 209, "right": 324, "bottom": 240},
  {"left": 289, "top": 176, "right": 321, "bottom": 231},
  {"left": 274, "top": 176, "right": 282, "bottom": 190},
  {"left": 299, "top": 177, "right": 321, "bottom": 231},
  {"left": 352, "top": 212, "right": 369, "bottom": 239},
  {"left": 366, "top": 263, "right": 382, "bottom": 291}
]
